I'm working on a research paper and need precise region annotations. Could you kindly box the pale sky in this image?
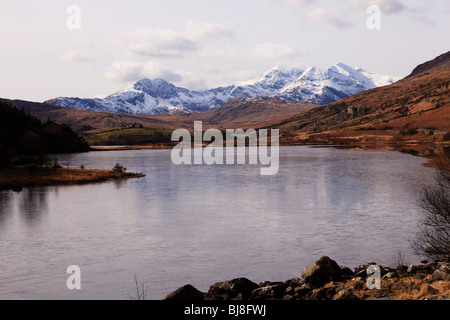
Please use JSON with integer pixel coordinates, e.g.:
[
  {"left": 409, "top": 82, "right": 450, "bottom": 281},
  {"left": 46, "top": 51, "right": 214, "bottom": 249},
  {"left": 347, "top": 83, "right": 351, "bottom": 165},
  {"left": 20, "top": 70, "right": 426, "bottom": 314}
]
[{"left": 0, "top": 0, "right": 449, "bottom": 102}]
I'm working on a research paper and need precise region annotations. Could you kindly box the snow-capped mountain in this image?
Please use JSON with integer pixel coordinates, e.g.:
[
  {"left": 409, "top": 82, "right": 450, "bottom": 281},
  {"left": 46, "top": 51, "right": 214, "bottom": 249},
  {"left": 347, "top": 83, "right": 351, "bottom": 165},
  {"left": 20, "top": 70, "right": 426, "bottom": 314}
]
[
  {"left": 279, "top": 63, "right": 400, "bottom": 104},
  {"left": 45, "top": 63, "right": 400, "bottom": 115}
]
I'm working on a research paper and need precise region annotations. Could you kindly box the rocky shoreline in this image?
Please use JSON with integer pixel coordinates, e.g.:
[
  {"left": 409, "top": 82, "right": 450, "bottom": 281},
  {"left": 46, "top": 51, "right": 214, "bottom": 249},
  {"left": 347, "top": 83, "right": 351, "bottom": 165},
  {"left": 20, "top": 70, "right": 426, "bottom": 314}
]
[{"left": 163, "top": 256, "right": 450, "bottom": 301}]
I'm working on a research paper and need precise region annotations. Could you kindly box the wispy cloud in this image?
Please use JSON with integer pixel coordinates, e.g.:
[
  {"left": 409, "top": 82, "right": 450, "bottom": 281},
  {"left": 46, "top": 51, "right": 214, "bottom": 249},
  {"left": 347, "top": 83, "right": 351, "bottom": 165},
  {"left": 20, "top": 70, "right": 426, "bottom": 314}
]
[
  {"left": 274, "top": 0, "right": 316, "bottom": 7},
  {"left": 117, "top": 20, "right": 234, "bottom": 58},
  {"left": 342, "top": 0, "right": 407, "bottom": 15},
  {"left": 104, "top": 60, "right": 182, "bottom": 83},
  {"left": 253, "top": 42, "right": 303, "bottom": 59},
  {"left": 60, "top": 50, "right": 89, "bottom": 63},
  {"left": 306, "top": 8, "right": 352, "bottom": 29}
]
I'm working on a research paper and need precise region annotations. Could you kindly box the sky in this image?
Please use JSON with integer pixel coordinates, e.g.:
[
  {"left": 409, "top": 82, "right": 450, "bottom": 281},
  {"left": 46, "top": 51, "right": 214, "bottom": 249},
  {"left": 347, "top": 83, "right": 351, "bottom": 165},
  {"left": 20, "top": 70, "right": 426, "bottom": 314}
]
[{"left": 0, "top": 0, "right": 449, "bottom": 102}]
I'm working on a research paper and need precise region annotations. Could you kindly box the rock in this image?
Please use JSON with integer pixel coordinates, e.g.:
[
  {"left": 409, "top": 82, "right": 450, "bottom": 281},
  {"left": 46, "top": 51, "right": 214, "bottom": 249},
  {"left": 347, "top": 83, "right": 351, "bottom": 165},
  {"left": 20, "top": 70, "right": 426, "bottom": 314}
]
[
  {"left": 432, "top": 262, "right": 450, "bottom": 281},
  {"left": 294, "top": 284, "right": 313, "bottom": 298},
  {"left": 250, "top": 283, "right": 286, "bottom": 300},
  {"left": 407, "top": 265, "right": 417, "bottom": 275},
  {"left": 333, "top": 289, "right": 359, "bottom": 301},
  {"left": 283, "top": 278, "right": 305, "bottom": 289},
  {"left": 416, "top": 263, "right": 436, "bottom": 274},
  {"left": 307, "top": 288, "right": 326, "bottom": 300},
  {"left": 207, "top": 278, "right": 258, "bottom": 300},
  {"left": 163, "top": 284, "right": 205, "bottom": 301},
  {"left": 415, "top": 273, "right": 426, "bottom": 280},
  {"left": 340, "top": 266, "right": 354, "bottom": 280},
  {"left": 301, "top": 256, "right": 342, "bottom": 287},
  {"left": 396, "top": 265, "right": 408, "bottom": 277},
  {"left": 354, "top": 264, "right": 368, "bottom": 278},
  {"left": 383, "top": 272, "right": 397, "bottom": 279}
]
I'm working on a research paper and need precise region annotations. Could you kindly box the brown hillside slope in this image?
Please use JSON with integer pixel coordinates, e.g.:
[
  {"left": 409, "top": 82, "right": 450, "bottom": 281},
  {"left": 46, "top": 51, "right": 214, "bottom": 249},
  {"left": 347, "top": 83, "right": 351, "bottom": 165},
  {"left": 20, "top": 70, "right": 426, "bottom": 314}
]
[
  {"left": 6, "top": 97, "right": 317, "bottom": 133},
  {"left": 272, "top": 51, "right": 450, "bottom": 148}
]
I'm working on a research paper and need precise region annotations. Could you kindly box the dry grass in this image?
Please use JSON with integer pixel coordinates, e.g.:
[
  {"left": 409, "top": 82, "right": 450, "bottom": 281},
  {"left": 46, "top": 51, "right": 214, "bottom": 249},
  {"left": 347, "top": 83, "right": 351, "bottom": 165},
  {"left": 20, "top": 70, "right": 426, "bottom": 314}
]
[
  {"left": 340, "top": 275, "right": 450, "bottom": 300},
  {"left": 0, "top": 166, "right": 145, "bottom": 190}
]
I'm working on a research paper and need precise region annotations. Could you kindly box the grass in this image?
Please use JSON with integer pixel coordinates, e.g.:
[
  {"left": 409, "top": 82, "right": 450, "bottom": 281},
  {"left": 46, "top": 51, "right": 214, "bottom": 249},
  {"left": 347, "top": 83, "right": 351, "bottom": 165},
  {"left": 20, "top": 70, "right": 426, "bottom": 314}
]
[{"left": 81, "top": 127, "right": 173, "bottom": 146}]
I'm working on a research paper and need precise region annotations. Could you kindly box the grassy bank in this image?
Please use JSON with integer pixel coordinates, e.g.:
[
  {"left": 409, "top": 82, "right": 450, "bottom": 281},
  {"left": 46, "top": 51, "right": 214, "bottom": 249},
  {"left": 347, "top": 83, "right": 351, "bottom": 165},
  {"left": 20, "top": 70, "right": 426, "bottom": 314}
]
[{"left": 0, "top": 166, "right": 145, "bottom": 191}]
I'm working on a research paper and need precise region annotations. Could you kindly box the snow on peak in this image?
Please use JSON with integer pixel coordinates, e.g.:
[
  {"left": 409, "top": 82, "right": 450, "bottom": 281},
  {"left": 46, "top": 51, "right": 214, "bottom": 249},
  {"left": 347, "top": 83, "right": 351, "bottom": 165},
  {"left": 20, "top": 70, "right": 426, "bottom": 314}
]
[{"left": 47, "top": 63, "right": 400, "bottom": 115}]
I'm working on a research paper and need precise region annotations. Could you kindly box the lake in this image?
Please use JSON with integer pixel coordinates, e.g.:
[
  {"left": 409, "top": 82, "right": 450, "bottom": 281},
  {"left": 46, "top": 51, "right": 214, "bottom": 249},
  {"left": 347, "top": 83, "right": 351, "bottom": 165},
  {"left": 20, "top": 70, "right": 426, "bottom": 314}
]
[{"left": 0, "top": 146, "right": 436, "bottom": 299}]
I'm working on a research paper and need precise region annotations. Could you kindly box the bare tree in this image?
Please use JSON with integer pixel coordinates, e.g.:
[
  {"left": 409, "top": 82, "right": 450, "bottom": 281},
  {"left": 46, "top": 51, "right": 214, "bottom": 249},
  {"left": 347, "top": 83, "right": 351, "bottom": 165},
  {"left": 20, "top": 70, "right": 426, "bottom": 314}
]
[
  {"left": 127, "top": 274, "right": 149, "bottom": 300},
  {"left": 412, "top": 147, "right": 450, "bottom": 261}
]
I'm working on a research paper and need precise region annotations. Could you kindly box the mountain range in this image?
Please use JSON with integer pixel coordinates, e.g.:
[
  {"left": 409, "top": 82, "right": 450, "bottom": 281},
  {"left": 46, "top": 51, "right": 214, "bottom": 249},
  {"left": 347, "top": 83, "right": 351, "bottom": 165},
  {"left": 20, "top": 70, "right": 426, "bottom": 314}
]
[{"left": 45, "top": 63, "right": 400, "bottom": 115}]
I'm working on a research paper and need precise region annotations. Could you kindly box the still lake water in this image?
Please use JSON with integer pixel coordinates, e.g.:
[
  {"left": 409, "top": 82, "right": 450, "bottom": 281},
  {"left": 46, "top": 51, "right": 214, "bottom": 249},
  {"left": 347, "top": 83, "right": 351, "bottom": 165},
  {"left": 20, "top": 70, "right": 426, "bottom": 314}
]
[{"left": 0, "top": 146, "right": 436, "bottom": 299}]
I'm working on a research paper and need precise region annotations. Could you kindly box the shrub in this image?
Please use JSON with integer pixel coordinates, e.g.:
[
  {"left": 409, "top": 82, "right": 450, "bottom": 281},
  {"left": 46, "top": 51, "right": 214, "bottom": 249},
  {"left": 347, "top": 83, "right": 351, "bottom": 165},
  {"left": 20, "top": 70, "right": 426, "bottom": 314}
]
[
  {"left": 113, "top": 162, "right": 127, "bottom": 173},
  {"left": 412, "top": 148, "right": 450, "bottom": 261}
]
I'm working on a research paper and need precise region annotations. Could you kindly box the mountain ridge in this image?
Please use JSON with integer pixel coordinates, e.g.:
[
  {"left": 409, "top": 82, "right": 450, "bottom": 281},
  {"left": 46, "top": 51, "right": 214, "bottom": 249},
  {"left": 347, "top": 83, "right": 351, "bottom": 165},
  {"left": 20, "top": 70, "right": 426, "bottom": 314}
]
[{"left": 45, "top": 63, "right": 399, "bottom": 115}]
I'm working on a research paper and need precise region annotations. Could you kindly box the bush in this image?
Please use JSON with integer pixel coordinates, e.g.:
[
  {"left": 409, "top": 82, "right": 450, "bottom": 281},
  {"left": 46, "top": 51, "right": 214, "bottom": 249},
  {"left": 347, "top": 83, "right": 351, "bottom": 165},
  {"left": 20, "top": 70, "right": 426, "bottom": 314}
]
[
  {"left": 113, "top": 163, "right": 127, "bottom": 173},
  {"left": 412, "top": 148, "right": 450, "bottom": 261}
]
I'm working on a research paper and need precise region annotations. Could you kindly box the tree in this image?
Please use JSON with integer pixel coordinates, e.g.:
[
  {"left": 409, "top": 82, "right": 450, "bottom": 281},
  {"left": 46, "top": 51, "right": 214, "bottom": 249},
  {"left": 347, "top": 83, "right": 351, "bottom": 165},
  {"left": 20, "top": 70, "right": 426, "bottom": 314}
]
[{"left": 412, "top": 147, "right": 450, "bottom": 261}]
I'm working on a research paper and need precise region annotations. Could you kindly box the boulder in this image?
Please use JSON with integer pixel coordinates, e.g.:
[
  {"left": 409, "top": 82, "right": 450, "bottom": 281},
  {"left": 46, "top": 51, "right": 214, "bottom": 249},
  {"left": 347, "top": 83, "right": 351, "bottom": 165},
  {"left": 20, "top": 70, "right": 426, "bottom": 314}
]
[
  {"left": 333, "top": 289, "right": 359, "bottom": 300},
  {"left": 207, "top": 278, "right": 258, "bottom": 300},
  {"left": 340, "top": 266, "right": 354, "bottom": 280},
  {"left": 250, "top": 283, "right": 286, "bottom": 300},
  {"left": 432, "top": 262, "right": 450, "bottom": 281},
  {"left": 283, "top": 278, "right": 305, "bottom": 289},
  {"left": 163, "top": 284, "right": 205, "bottom": 301},
  {"left": 407, "top": 265, "right": 418, "bottom": 275},
  {"left": 301, "top": 256, "right": 342, "bottom": 287}
]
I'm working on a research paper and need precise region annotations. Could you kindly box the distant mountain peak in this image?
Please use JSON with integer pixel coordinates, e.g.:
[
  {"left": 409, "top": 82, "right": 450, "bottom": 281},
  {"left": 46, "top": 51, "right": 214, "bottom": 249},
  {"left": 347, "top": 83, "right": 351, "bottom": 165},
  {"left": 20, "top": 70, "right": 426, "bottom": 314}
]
[{"left": 45, "top": 63, "right": 399, "bottom": 115}]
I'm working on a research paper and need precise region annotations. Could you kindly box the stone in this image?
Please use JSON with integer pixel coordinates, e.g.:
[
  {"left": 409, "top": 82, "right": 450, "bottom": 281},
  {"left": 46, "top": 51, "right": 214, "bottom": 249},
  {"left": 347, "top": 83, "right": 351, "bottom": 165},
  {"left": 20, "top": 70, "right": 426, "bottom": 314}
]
[
  {"left": 383, "top": 272, "right": 397, "bottom": 279},
  {"left": 416, "top": 263, "right": 435, "bottom": 274},
  {"left": 307, "top": 288, "right": 325, "bottom": 300},
  {"left": 294, "top": 284, "right": 313, "bottom": 298},
  {"left": 207, "top": 278, "right": 258, "bottom": 300},
  {"left": 301, "top": 256, "right": 342, "bottom": 287},
  {"left": 250, "top": 283, "right": 286, "bottom": 300},
  {"left": 407, "top": 265, "right": 418, "bottom": 275},
  {"left": 163, "top": 284, "right": 205, "bottom": 301},
  {"left": 415, "top": 273, "right": 426, "bottom": 280},
  {"left": 333, "top": 289, "right": 359, "bottom": 301},
  {"left": 431, "top": 262, "right": 450, "bottom": 281},
  {"left": 283, "top": 278, "right": 305, "bottom": 289},
  {"left": 340, "top": 266, "right": 354, "bottom": 279}
]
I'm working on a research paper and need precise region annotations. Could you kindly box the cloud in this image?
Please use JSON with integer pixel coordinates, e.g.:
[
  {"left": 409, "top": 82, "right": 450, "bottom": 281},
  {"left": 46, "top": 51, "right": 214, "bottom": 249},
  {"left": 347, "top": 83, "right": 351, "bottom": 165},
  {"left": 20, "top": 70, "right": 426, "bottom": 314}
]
[
  {"left": 306, "top": 8, "right": 352, "bottom": 29},
  {"left": 342, "top": 0, "right": 406, "bottom": 15},
  {"left": 253, "top": 42, "right": 302, "bottom": 59},
  {"left": 104, "top": 60, "right": 182, "bottom": 83},
  {"left": 60, "top": 50, "right": 89, "bottom": 62},
  {"left": 274, "top": 0, "right": 316, "bottom": 7},
  {"left": 119, "top": 20, "right": 234, "bottom": 58}
]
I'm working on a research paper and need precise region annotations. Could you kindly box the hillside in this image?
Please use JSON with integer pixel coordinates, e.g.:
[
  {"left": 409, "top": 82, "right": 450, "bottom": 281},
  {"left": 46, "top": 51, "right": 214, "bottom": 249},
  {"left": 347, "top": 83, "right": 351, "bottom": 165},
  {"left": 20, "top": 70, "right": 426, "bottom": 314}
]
[
  {"left": 7, "top": 96, "right": 318, "bottom": 132},
  {"left": 271, "top": 51, "right": 450, "bottom": 149},
  {"left": 0, "top": 100, "right": 90, "bottom": 166}
]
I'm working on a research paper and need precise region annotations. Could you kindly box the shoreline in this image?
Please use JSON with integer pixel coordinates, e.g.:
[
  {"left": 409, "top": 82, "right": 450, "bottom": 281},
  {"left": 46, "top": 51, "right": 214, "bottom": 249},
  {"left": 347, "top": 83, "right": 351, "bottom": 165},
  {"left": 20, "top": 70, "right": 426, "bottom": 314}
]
[
  {"left": 90, "top": 141, "right": 445, "bottom": 168},
  {"left": 0, "top": 166, "right": 145, "bottom": 191},
  {"left": 163, "top": 256, "right": 450, "bottom": 301}
]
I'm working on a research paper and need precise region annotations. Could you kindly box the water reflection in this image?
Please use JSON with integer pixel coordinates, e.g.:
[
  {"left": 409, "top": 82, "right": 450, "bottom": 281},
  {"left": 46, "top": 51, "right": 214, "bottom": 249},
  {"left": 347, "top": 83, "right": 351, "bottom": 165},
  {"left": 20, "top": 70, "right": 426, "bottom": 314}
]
[
  {"left": 0, "top": 191, "right": 13, "bottom": 228},
  {"left": 18, "top": 188, "right": 48, "bottom": 225}
]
